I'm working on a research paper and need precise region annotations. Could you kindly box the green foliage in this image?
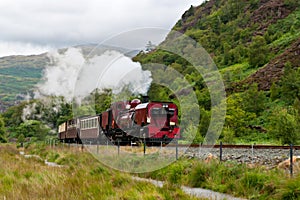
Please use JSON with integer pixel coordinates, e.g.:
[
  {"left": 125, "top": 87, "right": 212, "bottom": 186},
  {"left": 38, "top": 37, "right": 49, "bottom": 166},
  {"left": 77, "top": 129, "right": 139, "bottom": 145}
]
[
  {"left": 16, "top": 120, "right": 50, "bottom": 141},
  {"left": 198, "top": 107, "right": 210, "bottom": 138},
  {"left": 248, "top": 36, "right": 268, "bottom": 68},
  {"left": 221, "top": 126, "right": 235, "bottom": 144},
  {"left": 93, "top": 88, "right": 112, "bottom": 114},
  {"left": 2, "top": 97, "right": 74, "bottom": 141},
  {"left": 132, "top": 1, "right": 300, "bottom": 147},
  {"left": 241, "top": 84, "right": 267, "bottom": 115},
  {"left": 183, "top": 124, "right": 203, "bottom": 144},
  {"left": 268, "top": 107, "right": 300, "bottom": 145},
  {"left": 2, "top": 101, "right": 28, "bottom": 127},
  {"left": 279, "top": 65, "right": 300, "bottom": 105},
  {"left": 46, "top": 152, "right": 60, "bottom": 162},
  {"left": 267, "top": 7, "right": 300, "bottom": 50},
  {"left": 241, "top": 172, "right": 268, "bottom": 191},
  {"left": 270, "top": 82, "right": 280, "bottom": 101},
  {"left": 276, "top": 174, "right": 300, "bottom": 199},
  {"left": 17, "top": 134, "right": 25, "bottom": 143},
  {"left": 188, "top": 162, "right": 209, "bottom": 187},
  {"left": 269, "top": 64, "right": 300, "bottom": 106},
  {"left": 225, "top": 94, "right": 256, "bottom": 137},
  {"left": 143, "top": 157, "right": 300, "bottom": 199},
  {"left": 0, "top": 115, "right": 7, "bottom": 143}
]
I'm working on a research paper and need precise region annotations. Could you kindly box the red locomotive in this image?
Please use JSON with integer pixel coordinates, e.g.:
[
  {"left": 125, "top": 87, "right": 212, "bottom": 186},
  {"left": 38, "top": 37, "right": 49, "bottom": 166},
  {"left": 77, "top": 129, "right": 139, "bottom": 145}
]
[{"left": 58, "top": 99, "right": 180, "bottom": 145}]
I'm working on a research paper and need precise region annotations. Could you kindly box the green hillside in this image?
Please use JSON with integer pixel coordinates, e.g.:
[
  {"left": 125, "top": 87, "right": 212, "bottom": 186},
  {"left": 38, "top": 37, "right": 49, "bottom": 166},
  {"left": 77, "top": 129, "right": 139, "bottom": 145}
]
[
  {"left": 134, "top": 0, "right": 300, "bottom": 145},
  {"left": 0, "top": 54, "right": 48, "bottom": 111}
]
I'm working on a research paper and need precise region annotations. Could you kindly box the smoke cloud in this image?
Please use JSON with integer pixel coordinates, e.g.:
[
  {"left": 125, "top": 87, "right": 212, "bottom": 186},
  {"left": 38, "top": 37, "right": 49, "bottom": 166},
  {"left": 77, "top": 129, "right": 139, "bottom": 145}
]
[{"left": 35, "top": 47, "right": 152, "bottom": 102}]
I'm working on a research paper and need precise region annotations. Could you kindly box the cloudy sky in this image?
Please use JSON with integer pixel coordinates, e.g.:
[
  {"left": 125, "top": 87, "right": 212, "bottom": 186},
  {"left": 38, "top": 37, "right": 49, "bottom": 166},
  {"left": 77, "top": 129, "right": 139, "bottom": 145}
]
[{"left": 0, "top": 0, "right": 203, "bottom": 57}]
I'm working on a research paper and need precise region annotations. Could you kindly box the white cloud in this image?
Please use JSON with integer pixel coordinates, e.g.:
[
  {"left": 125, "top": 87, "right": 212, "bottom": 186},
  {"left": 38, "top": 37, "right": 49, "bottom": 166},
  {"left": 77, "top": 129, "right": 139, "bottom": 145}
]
[
  {"left": 0, "top": 41, "right": 53, "bottom": 57},
  {"left": 0, "top": 0, "right": 203, "bottom": 56}
]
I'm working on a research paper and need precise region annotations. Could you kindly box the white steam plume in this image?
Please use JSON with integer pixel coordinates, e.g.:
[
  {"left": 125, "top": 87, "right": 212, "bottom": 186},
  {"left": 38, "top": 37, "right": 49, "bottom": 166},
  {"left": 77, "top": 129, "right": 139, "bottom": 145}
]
[{"left": 35, "top": 47, "right": 152, "bottom": 102}]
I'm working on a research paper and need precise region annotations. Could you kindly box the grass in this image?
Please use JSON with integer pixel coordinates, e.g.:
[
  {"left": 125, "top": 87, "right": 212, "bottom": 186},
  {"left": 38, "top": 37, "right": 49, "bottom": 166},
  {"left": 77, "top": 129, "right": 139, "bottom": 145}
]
[
  {"left": 0, "top": 143, "right": 201, "bottom": 200},
  {"left": 139, "top": 157, "right": 300, "bottom": 200},
  {"left": 1, "top": 142, "right": 299, "bottom": 199}
]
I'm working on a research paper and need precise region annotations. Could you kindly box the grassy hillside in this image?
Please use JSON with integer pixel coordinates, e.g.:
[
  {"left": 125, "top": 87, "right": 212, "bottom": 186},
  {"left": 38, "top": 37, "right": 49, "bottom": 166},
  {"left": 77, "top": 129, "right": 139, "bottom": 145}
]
[
  {"left": 0, "top": 54, "right": 48, "bottom": 111},
  {"left": 134, "top": 0, "right": 300, "bottom": 145}
]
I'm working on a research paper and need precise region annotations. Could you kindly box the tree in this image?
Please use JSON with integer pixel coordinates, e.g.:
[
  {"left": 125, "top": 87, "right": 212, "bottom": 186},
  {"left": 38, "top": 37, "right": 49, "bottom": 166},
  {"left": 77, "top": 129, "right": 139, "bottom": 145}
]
[
  {"left": 270, "top": 82, "right": 280, "bottom": 101},
  {"left": 93, "top": 89, "right": 112, "bottom": 114},
  {"left": 225, "top": 94, "right": 256, "bottom": 137},
  {"left": 242, "top": 84, "right": 267, "bottom": 115},
  {"left": 279, "top": 66, "right": 300, "bottom": 105},
  {"left": 0, "top": 115, "right": 7, "bottom": 143},
  {"left": 269, "top": 107, "right": 299, "bottom": 145},
  {"left": 249, "top": 36, "right": 268, "bottom": 68},
  {"left": 2, "top": 101, "right": 28, "bottom": 127},
  {"left": 221, "top": 126, "right": 235, "bottom": 144},
  {"left": 16, "top": 120, "right": 50, "bottom": 141},
  {"left": 183, "top": 123, "right": 203, "bottom": 144},
  {"left": 145, "top": 41, "right": 156, "bottom": 52}
]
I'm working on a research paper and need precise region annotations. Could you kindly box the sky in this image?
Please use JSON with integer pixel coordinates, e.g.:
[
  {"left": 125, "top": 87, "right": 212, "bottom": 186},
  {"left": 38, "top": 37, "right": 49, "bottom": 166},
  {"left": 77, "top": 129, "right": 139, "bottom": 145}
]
[{"left": 0, "top": 0, "right": 203, "bottom": 57}]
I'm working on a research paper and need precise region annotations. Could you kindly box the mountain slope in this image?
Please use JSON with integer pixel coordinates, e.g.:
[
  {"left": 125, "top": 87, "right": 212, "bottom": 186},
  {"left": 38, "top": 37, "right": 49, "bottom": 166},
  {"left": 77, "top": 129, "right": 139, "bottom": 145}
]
[
  {"left": 135, "top": 0, "right": 300, "bottom": 92},
  {"left": 0, "top": 54, "right": 48, "bottom": 111},
  {"left": 133, "top": 0, "right": 300, "bottom": 144},
  {"left": 238, "top": 37, "right": 300, "bottom": 90}
]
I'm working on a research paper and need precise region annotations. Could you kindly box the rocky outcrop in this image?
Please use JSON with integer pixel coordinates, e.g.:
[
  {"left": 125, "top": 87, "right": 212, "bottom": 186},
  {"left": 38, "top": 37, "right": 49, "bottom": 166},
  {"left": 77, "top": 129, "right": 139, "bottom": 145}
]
[{"left": 236, "top": 38, "right": 300, "bottom": 91}]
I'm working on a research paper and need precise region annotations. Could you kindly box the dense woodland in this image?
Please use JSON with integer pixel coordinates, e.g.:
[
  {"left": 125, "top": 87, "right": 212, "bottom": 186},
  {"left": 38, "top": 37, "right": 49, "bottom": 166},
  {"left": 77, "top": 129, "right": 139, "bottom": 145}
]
[{"left": 0, "top": 0, "right": 300, "bottom": 145}]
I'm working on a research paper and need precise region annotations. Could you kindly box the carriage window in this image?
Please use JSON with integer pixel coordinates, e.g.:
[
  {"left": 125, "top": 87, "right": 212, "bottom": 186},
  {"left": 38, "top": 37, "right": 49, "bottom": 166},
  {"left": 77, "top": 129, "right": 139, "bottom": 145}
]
[
  {"left": 94, "top": 118, "right": 98, "bottom": 127},
  {"left": 91, "top": 119, "right": 94, "bottom": 128}
]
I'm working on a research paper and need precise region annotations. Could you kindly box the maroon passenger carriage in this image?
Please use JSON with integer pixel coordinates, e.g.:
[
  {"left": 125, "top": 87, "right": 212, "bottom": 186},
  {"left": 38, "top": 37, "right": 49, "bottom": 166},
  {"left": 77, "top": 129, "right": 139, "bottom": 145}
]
[
  {"left": 79, "top": 115, "right": 102, "bottom": 143},
  {"left": 58, "top": 119, "right": 79, "bottom": 143}
]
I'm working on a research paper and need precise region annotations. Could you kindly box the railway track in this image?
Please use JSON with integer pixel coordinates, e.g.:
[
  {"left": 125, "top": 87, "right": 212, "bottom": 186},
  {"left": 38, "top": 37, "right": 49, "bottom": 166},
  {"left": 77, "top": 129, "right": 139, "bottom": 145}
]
[
  {"left": 169, "top": 144, "right": 300, "bottom": 150},
  {"left": 60, "top": 141, "right": 300, "bottom": 150}
]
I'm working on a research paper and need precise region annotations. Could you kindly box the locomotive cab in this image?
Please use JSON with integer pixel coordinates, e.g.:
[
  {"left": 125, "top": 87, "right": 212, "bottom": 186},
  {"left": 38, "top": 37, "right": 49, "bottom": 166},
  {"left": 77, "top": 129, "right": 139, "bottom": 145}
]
[{"left": 134, "top": 102, "right": 180, "bottom": 144}]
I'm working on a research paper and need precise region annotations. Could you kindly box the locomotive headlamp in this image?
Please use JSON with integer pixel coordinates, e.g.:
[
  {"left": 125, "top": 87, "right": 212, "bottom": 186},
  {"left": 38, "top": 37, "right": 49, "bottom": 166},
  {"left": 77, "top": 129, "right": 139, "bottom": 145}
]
[
  {"left": 170, "top": 121, "right": 176, "bottom": 126},
  {"left": 147, "top": 117, "right": 151, "bottom": 123}
]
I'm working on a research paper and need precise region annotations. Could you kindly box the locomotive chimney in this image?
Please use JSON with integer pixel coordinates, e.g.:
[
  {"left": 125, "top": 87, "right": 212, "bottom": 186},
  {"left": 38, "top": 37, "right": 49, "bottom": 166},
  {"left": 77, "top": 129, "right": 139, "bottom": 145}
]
[{"left": 141, "top": 96, "right": 149, "bottom": 103}]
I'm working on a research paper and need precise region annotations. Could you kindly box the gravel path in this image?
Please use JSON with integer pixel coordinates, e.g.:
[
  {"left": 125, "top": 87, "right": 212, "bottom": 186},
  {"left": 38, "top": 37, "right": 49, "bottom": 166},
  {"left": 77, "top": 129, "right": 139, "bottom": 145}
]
[{"left": 133, "top": 177, "right": 247, "bottom": 200}]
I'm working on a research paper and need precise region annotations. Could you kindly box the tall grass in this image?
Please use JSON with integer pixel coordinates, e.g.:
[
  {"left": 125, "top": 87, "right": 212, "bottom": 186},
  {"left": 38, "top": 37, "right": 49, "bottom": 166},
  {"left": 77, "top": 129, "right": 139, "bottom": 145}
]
[
  {"left": 0, "top": 144, "right": 199, "bottom": 200},
  {"left": 140, "top": 158, "right": 300, "bottom": 200}
]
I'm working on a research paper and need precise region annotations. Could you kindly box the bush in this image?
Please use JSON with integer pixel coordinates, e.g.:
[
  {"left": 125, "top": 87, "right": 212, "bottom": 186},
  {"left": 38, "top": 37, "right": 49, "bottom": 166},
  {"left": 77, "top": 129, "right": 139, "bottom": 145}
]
[
  {"left": 268, "top": 108, "right": 299, "bottom": 145},
  {"left": 188, "top": 162, "right": 210, "bottom": 187},
  {"left": 276, "top": 175, "right": 300, "bottom": 200}
]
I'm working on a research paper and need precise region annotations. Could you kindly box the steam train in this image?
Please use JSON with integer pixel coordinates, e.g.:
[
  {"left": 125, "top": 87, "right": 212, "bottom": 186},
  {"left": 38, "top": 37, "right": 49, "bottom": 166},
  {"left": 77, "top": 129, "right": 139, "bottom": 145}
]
[{"left": 58, "top": 99, "right": 180, "bottom": 145}]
